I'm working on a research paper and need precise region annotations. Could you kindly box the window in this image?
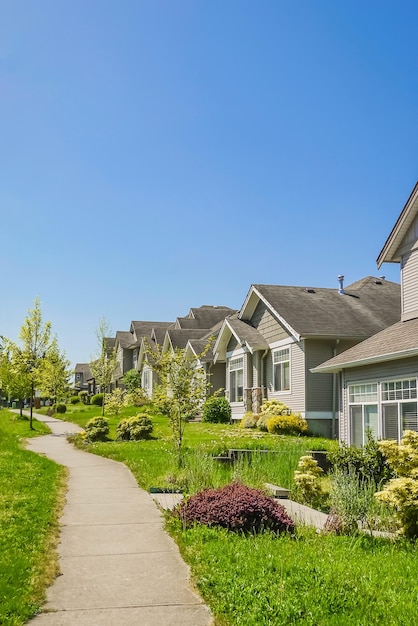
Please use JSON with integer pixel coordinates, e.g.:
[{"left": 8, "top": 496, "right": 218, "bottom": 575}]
[
  {"left": 273, "top": 348, "right": 290, "bottom": 392},
  {"left": 142, "top": 368, "right": 152, "bottom": 396},
  {"left": 348, "top": 383, "right": 378, "bottom": 447},
  {"left": 229, "top": 357, "right": 244, "bottom": 402},
  {"left": 382, "top": 379, "right": 417, "bottom": 441}
]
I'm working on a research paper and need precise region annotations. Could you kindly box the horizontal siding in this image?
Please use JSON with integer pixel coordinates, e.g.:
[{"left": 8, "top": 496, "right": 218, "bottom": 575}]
[
  {"left": 250, "top": 300, "right": 289, "bottom": 343},
  {"left": 208, "top": 363, "right": 226, "bottom": 395},
  {"left": 343, "top": 356, "right": 418, "bottom": 384},
  {"left": 305, "top": 339, "right": 356, "bottom": 412},
  {"left": 402, "top": 249, "right": 418, "bottom": 316},
  {"left": 266, "top": 342, "right": 305, "bottom": 412}
]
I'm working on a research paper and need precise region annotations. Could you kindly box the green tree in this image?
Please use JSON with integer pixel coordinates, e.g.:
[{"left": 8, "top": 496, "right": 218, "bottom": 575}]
[
  {"left": 123, "top": 368, "right": 142, "bottom": 393},
  {"left": 18, "top": 298, "right": 52, "bottom": 428},
  {"left": 0, "top": 339, "right": 32, "bottom": 416},
  {"left": 38, "top": 336, "right": 71, "bottom": 405},
  {"left": 147, "top": 342, "right": 210, "bottom": 465},
  {"left": 89, "top": 319, "right": 117, "bottom": 416}
]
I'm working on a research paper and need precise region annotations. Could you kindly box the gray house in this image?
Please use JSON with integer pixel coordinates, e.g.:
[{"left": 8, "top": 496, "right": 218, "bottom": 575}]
[
  {"left": 74, "top": 363, "right": 94, "bottom": 394},
  {"left": 314, "top": 182, "right": 418, "bottom": 445},
  {"left": 213, "top": 277, "right": 401, "bottom": 437}
]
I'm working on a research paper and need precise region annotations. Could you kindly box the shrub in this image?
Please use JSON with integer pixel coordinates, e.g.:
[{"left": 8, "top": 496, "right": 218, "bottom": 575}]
[
  {"left": 239, "top": 412, "right": 258, "bottom": 429},
  {"left": 175, "top": 482, "right": 295, "bottom": 535},
  {"left": 202, "top": 396, "right": 231, "bottom": 423},
  {"left": 374, "top": 431, "right": 418, "bottom": 538},
  {"left": 55, "top": 404, "right": 67, "bottom": 414},
  {"left": 326, "top": 470, "right": 378, "bottom": 535},
  {"left": 259, "top": 399, "right": 290, "bottom": 416},
  {"left": 116, "top": 414, "right": 154, "bottom": 441},
  {"left": 85, "top": 416, "right": 109, "bottom": 442},
  {"left": 256, "top": 413, "right": 270, "bottom": 432},
  {"left": 294, "top": 455, "right": 323, "bottom": 507},
  {"left": 70, "top": 396, "right": 80, "bottom": 404},
  {"left": 125, "top": 389, "right": 148, "bottom": 407},
  {"left": 329, "top": 430, "right": 393, "bottom": 484},
  {"left": 267, "top": 413, "right": 308, "bottom": 436},
  {"left": 91, "top": 393, "right": 104, "bottom": 407},
  {"left": 78, "top": 390, "right": 90, "bottom": 404}
]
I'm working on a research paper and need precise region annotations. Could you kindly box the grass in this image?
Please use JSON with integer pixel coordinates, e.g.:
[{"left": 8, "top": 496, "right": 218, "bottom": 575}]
[
  {"left": 35, "top": 403, "right": 418, "bottom": 625},
  {"left": 63, "top": 403, "right": 337, "bottom": 493},
  {"left": 0, "top": 409, "right": 66, "bottom": 626},
  {"left": 168, "top": 522, "right": 418, "bottom": 625}
]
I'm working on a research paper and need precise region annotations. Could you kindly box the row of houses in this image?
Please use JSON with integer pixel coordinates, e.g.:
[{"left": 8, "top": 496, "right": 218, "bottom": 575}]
[{"left": 76, "top": 181, "right": 418, "bottom": 446}]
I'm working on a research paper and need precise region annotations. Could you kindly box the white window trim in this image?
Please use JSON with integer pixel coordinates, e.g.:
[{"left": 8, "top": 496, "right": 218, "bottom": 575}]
[
  {"left": 271, "top": 346, "right": 291, "bottom": 394},
  {"left": 227, "top": 349, "right": 245, "bottom": 404},
  {"left": 347, "top": 376, "right": 418, "bottom": 444}
]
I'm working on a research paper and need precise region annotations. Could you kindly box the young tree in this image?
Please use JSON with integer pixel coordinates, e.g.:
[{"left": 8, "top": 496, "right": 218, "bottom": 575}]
[
  {"left": 18, "top": 297, "right": 52, "bottom": 428},
  {"left": 147, "top": 343, "right": 210, "bottom": 465},
  {"left": 89, "top": 319, "right": 117, "bottom": 416},
  {"left": 0, "top": 339, "right": 32, "bottom": 416},
  {"left": 38, "top": 336, "right": 71, "bottom": 405}
]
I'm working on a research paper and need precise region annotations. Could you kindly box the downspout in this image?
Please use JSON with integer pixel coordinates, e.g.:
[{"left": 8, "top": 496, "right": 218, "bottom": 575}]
[
  {"left": 261, "top": 349, "right": 269, "bottom": 402},
  {"left": 332, "top": 339, "right": 340, "bottom": 439}
]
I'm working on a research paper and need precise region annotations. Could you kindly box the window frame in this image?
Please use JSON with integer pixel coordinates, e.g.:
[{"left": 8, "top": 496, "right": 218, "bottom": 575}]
[
  {"left": 272, "top": 347, "right": 290, "bottom": 393},
  {"left": 229, "top": 356, "right": 244, "bottom": 403}
]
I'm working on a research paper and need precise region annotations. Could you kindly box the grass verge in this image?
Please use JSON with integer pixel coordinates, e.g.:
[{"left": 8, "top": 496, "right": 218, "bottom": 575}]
[
  {"left": 168, "top": 520, "right": 418, "bottom": 625},
  {"left": 0, "top": 409, "right": 66, "bottom": 626}
]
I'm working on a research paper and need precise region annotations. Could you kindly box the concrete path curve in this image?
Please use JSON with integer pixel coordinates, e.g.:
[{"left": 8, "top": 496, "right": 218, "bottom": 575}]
[{"left": 25, "top": 412, "right": 212, "bottom": 626}]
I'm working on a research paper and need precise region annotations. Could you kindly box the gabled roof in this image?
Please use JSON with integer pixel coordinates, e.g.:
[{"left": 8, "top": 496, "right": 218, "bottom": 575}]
[
  {"left": 176, "top": 305, "right": 237, "bottom": 330},
  {"left": 312, "top": 318, "right": 418, "bottom": 373},
  {"left": 213, "top": 314, "right": 269, "bottom": 361},
  {"left": 163, "top": 328, "right": 212, "bottom": 352},
  {"left": 129, "top": 321, "right": 174, "bottom": 346},
  {"left": 74, "top": 363, "right": 92, "bottom": 378},
  {"left": 377, "top": 181, "right": 418, "bottom": 267},
  {"left": 243, "top": 277, "right": 400, "bottom": 340},
  {"left": 185, "top": 339, "right": 214, "bottom": 362},
  {"left": 115, "top": 330, "right": 134, "bottom": 349}
]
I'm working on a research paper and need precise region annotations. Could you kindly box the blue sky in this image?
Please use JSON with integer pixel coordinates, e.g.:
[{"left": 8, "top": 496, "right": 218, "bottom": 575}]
[{"left": 1, "top": 0, "right": 417, "bottom": 368}]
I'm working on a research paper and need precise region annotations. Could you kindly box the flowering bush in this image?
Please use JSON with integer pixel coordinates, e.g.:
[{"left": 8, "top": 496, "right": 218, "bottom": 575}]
[
  {"left": 175, "top": 482, "right": 295, "bottom": 535},
  {"left": 294, "top": 455, "right": 323, "bottom": 506},
  {"left": 259, "top": 399, "right": 289, "bottom": 416},
  {"left": 267, "top": 414, "right": 308, "bottom": 436},
  {"left": 104, "top": 388, "right": 127, "bottom": 416},
  {"left": 375, "top": 431, "right": 418, "bottom": 538}
]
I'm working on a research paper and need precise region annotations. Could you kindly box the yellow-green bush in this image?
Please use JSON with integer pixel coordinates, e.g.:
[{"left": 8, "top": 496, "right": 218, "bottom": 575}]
[
  {"left": 267, "top": 413, "right": 308, "bottom": 436},
  {"left": 375, "top": 430, "right": 418, "bottom": 538},
  {"left": 239, "top": 412, "right": 258, "bottom": 429},
  {"left": 294, "top": 455, "right": 323, "bottom": 507},
  {"left": 259, "top": 399, "right": 290, "bottom": 416}
]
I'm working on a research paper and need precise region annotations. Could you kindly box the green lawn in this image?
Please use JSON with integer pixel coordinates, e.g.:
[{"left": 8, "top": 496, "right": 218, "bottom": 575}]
[
  {"left": 63, "top": 403, "right": 336, "bottom": 493},
  {"left": 0, "top": 410, "right": 66, "bottom": 626},
  {"left": 28, "top": 404, "right": 418, "bottom": 625}
]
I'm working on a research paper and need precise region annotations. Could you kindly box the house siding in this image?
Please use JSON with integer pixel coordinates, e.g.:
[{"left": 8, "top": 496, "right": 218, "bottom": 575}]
[
  {"left": 266, "top": 341, "right": 305, "bottom": 413},
  {"left": 208, "top": 362, "right": 226, "bottom": 395},
  {"left": 340, "top": 357, "right": 418, "bottom": 444},
  {"left": 401, "top": 248, "right": 418, "bottom": 319},
  {"left": 305, "top": 339, "right": 357, "bottom": 412},
  {"left": 250, "top": 301, "right": 289, "bottom": 343}
]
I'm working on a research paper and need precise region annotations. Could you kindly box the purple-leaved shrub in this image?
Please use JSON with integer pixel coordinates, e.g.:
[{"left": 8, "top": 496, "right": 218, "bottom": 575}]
[{"left": 175, "top": 482, "right": 295, "bottom": 534}]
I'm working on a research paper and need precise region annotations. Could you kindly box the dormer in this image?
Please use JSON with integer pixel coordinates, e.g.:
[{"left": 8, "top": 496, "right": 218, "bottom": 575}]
[{"left": 377, "top": 182, "right": 418, "bottom": 321}]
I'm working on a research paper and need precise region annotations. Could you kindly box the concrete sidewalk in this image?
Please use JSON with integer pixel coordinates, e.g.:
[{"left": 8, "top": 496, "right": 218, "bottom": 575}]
[{"left": 24, "top": 412, "right": 211, "bottom": 626}]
